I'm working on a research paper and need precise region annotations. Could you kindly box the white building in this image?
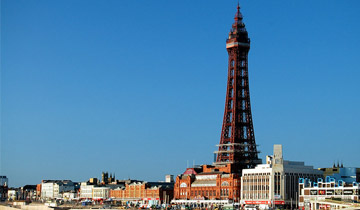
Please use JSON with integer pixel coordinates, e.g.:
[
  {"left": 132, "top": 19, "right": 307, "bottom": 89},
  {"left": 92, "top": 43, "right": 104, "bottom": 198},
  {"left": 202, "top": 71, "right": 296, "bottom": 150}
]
[
  {"left": 299, "top": 177, "right": 360, "bottom": 210},
  {"left": 41, "top": 182, "right": 55, "bottom": 199},
  {"left": 62, "top": 191, "right": 77, "bottom": 200},
  {"left": 92, "top": 186, "right": 110, "bottom": 200},
  {"left": 241, "top": 145, "right": 323, "bottom": 209},
  {"left": 41, "top": 180, "right": 75, "bottom": 199},
  {"left": 80, "top": 182, "right": 94, "bottom": 199},
  {"left": 55, "top": 182, "right": 75, "bottom": 198},
  {"left": 8, "top": 189, "right": 17, "bottom": 201}
]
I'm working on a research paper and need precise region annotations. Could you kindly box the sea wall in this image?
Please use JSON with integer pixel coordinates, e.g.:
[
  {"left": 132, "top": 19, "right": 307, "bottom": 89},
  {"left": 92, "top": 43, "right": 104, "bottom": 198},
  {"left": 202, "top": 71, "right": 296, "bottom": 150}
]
[{"left": 0, "top": 204, "right": 52, "bottom": 210}]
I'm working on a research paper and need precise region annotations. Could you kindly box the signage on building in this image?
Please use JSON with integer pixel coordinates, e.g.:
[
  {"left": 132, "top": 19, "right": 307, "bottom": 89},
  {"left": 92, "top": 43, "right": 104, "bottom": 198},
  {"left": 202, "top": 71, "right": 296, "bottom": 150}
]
[
  {"left": 310, "top": 190, "right": 317, "bottom": 195},
  {"left": 326, "top": 190, "right": 334, "bottom": 195},
  {"left": 344, "top": 190, "right": 354, "bottom": 195},
  {"left": 143, "top": 198, "right": 160, "bottom": 201},
  {"left": 245, "top": 200, "right": 270, "bottom": 205},
  {"left": 244, "top": 200, "right": 285, "bottom": 205}
]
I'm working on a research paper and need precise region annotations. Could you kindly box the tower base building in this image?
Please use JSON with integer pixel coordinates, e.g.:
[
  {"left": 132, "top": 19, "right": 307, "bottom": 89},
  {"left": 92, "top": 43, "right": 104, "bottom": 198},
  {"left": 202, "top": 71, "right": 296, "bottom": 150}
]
[{"left": 173, "top": 164, "right": 241, "bottom": 206}]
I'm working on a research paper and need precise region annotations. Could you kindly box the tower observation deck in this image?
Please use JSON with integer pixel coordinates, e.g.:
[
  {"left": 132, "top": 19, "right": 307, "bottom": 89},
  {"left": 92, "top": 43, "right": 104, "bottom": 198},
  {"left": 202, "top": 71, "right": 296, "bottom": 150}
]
[{"left": 214, "top": 5, "right": 261, "bottom": 173}]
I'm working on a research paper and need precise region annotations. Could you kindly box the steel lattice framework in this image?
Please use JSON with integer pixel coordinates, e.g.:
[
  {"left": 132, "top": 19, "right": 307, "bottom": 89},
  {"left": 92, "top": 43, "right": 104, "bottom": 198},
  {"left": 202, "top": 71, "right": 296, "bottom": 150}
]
[{"left": 214, "top": 5, "right": 261, "bottom": 173}]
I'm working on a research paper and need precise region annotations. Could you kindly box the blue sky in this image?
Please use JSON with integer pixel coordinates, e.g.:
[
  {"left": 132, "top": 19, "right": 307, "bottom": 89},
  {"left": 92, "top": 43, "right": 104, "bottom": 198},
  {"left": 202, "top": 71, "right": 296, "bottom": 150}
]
[{"left": 1, "top": 0, "right": 360, "bottom": 187}]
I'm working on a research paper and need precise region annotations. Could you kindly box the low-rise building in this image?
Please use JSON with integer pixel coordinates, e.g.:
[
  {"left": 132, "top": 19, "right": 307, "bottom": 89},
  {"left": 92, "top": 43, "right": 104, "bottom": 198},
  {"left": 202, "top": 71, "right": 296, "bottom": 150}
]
[
  {"left": 299, "top": 177, "right": 360, "bottom": 210},
  {"left": 41, "top": 180, "right": 75, "bottom": 199},
  {"left": 36, "top": 184, "right": 41, "bottom": 200},
  {"left": 20, "top": 185, "right": 37, "bottom": 200},
  {"left": 0, "top": 176, "right": 8, "bottom": 201},
  {"left": 110, "top": 180, "right": 173, "bottom": 206},
  {"left": 0, "top": 176, "right": 8, "bottom": 186},
  {"left": 62, "top": 191, "right": 78, "bottom": 201},
  {"left": 8, "top": 188, "right": 18, "bottom": 201},
  {"left": 93, "top": 186, "right": 110, "bottom": 200},
  {"left": 241, "top": 145, "right": 323, "bottom": 209},
  {"left": 173, "top": 164, "right": 241, "bottom": 206},
  {"left": 80, "top": 182, "right": 94, "bottom": 199},
  {"left": 0, "top": 185, "right": 8, "bottom": 201}
]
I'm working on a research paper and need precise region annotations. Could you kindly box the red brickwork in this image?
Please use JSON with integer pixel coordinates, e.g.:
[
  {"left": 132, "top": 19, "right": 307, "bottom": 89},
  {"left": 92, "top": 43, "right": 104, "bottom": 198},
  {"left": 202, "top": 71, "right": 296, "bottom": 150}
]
[
  {"left": 110, "top": 182, "right": 173, "bottom": 202},
  {"left": 174, "top": 164, "right": 241, "bottom": 202}
]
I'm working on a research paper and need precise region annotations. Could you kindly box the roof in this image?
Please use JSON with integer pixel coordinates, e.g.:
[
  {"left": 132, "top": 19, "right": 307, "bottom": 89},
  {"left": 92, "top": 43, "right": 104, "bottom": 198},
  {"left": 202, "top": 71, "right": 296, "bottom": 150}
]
[
  {"left": 147, "top": 182, "right": 174, "bottom": 189},
  {"left": 198, "top": 171, "right": 224, "bottom": 175},
  {"left": 191, "top": 180, "right": 217, "bottom": 187},
  {"left": 183, "top": 168, "right": 202, "bottom": 175}
]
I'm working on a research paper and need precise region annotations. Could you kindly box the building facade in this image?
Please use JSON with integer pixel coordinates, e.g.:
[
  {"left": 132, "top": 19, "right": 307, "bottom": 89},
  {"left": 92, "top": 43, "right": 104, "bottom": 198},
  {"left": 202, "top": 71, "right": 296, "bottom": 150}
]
[
  {"left": 80, "top": 182, "right": 95, "bottom": 199},
  {"left": 0, "top": 176, "right": 8, "bottom": 186},
  {"left": 8, "top": 189, "right": 18, "bottom": 201},
  {"left": 93, "top": 186, "right": 110, "bottom": 200},
  {"left": 110, "top": 181, "right": 174, "bottom": 206},
  {"left": 41, "top": 180, "right": 75, "bottom": 199},
  {"left": 36, "top": 184, "right": 41, "bottom": 200},
  {"left": 174, "top": 165, "right": 241, "bottom": 205},
  {"left": 0, "top": 176, "right": 8, "bottom": 201},
  {"left": 241, "top": 145, "right": 323, "bottom": 209},
  {"left": 299, "top": 177, "right": 360, "bottom": 210}
]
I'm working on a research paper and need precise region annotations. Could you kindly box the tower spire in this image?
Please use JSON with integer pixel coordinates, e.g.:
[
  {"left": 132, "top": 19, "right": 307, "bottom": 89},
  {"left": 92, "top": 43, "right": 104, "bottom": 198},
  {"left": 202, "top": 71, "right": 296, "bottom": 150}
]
[{"left": 235, "top": 3, "right": 242, "bottom": 20}]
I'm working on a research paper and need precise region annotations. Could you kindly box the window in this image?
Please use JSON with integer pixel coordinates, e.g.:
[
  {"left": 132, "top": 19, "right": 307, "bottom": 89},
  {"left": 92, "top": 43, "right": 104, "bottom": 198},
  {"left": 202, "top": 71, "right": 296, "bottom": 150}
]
[
  {"left": 221, "top": 181, "right": 230, "bottom": 186},
  {"left": 180, "top": 183, "right": 187, "bottom": 188}
]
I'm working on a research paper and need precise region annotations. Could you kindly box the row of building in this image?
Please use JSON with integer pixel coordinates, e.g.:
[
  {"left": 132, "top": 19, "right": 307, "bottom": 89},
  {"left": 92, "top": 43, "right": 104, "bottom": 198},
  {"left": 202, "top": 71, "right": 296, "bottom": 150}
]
[
  {"left": 1, "top": 173, "right": 174, "bottom": 207},
  {"left": 1, "top": 146, "right": 359, "bottom": 209},
  {"left": 299, "top": 176, "right": 360, "bottom": 210},
  {"left": 172, "top": 145, "right": 360, "bottom": 210}
]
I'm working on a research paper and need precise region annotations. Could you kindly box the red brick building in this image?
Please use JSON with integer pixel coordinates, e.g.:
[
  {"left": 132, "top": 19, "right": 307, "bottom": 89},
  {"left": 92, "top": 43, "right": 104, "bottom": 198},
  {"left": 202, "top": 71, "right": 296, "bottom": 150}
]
[
  {"left": 174, "top": 164, "right": 241, "bottom": 203},
  {"left": 110, "top": 181, "right": 173, "bottom": 205},
  {"left": 36, "top": 184, "right": 41, "bottom": 200}
]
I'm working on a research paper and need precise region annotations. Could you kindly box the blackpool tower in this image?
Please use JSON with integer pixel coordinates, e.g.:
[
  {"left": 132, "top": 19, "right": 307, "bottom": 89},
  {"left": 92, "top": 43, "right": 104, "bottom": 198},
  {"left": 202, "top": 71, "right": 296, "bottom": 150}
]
[{"left": 214, "top": 5, "right": 261, "bottom": 173}]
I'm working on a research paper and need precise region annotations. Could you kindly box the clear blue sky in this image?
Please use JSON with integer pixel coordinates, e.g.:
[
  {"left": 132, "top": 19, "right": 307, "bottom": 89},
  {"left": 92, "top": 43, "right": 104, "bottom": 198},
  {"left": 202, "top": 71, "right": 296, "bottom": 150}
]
[{"left": 1, "top": 0, "right": 360, "bottom": 187}]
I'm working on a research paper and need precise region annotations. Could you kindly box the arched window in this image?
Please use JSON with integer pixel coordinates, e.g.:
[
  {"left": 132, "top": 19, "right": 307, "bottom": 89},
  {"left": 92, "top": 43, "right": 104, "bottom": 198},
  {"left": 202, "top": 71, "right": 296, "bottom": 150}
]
[
  {"left": 230, "top": 60, "right": 235, "bottom": 67},
  {"left": 221, "top": 181, "right": 229, "bottom": 186},
  {"left": 180, "top": 183, "right": 187, "bottom": 188}
]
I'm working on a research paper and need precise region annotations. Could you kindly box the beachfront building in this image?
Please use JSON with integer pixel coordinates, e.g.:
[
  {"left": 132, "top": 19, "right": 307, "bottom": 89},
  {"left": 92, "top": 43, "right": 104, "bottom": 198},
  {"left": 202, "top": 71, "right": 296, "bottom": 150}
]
[
  {"left": 299, "top": 177, "right": 360, "bottom": 210},
  {"left": 41, "top": 180, "right": 75, "bottom": 199},
  {"left": 240, "top": 145, "right": 323, "bottom": 209},
  {"left": 80, "top": 182, "right": 95, "bottom": 199},
  {"left": 173, "top": 164, "right": 241, "bottom": 206},
  {"left": 93, "top": 186, "right": 110, "bottom": 200},
  {"left": 110, "top": 181, "right": 174, "bottom": 206}
]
